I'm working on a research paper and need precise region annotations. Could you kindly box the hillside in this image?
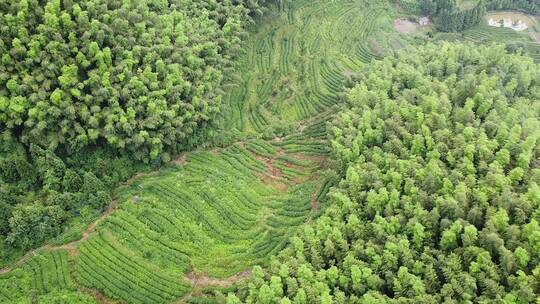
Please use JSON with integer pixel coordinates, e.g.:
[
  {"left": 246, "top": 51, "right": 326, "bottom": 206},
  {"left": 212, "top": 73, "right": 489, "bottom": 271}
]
[{"left": 0, "top": 0, "right": 539, "bottom": 303}]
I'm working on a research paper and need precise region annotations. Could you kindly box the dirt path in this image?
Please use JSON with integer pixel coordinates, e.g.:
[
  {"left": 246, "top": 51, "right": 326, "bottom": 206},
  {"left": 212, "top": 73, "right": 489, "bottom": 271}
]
[
  {"left": 256, "top": 149, "right": 289, "bottom": 192},
  {"left": 185, "top": 270, "right": 252, "bottom": 288},
  {"left": 531, "top": 32, "right": 540, "bottom": 43},
  {"left": 176, "top": 270, "right": 252, "bottom": 303},
  {"left": 0, "top": 138, "right": 325, "bottom": 303},
  {"left": 0, "top": 199, "right": 118, "bottom": 274},
  {"left": 174, "top": 153, "right": 188, "bottom": 166},
  {"left": 0, "top": 143, "right": 234, "bottom": 276},
  {"left": 311, "top": 195, "right": 320, "bottom": 210},
  {"left": 0, "top": 249, "right": 37, "bottom": 275}
]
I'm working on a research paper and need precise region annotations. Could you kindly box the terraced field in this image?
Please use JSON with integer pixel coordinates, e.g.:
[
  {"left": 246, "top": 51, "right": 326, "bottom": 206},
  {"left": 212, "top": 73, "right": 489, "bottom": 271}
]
[
  {"left": 436, "top": 19, "right": 540, "bottom": 62},
  {"left": 73, "top": 138, "right": 329, "bottom": 300},
  {"left": 0, "top": 0, "right": 396, "bottom": 303},
  {"left": 462, "top": 24, "right": 540, "bottom": 61},
  {"left": 0, "top": 250, "right": 96, "bottom": 303},
  {"left": 222, "top": 0, "right": 396, "bottom": 132}
]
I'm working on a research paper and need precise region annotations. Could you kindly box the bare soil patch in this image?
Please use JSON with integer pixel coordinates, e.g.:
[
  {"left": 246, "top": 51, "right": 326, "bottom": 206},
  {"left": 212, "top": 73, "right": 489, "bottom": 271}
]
[
  {"left": 370, "top": 39, "right": 386, "bottom": 56},
  {"left": 530, "top": 32, "right": 540, "bottom": 43},
  {"left": 487, "top": 11, "right": 537, "bottom": 31},
  {"left": 311, "top": 195, "right": 320, "bottom": 210},
  {"left": 174, "top": 153, "right": 188, "bottom": 166},
  {"left": 394, "top": 18, "right": 420, "bottom": 34},
  {"left": 185, "top": 270, "right": 251, "bottom": 288},
  {"left": 343, "top": 70, "right": 356, "bottom": 78},
  {"left": 256, "top": 154, "right": 288, "bottom": 192}
]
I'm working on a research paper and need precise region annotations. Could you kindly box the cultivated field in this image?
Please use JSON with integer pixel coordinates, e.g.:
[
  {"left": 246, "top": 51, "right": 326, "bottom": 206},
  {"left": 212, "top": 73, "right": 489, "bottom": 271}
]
[{"left": 221, "top": 0, "right": 398, "bottom": 132}]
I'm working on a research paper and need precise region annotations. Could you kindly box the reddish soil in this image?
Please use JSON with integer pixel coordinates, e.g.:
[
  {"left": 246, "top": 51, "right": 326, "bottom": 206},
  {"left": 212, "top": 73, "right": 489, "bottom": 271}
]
[
  {"left": 174, "top": 153, "right": 188, "bottom": 166},
  {"left": 311, "top": 196, "right": 320, "bottom": 210},
  {"left": 256, "top": 154, "right": 289, "bottom": 192}
]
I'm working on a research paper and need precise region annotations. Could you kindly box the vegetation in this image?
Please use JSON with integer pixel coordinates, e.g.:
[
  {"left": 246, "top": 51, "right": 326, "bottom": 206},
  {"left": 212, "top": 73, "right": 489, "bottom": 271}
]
[
  {"left": 236, "top": 43, "right": 540, "bottom": 303},
  {"left": 1, "top": 0, "right": 540, "bottom": 303},
  {"left": 0, "top": 250, "right": 96, "bottom": 303},
  {"left": 0, "top": 0, "right": 261, "bottom": 262},
  {"left": 410, "top": 0, "right": 487, "bottom": 32},
  {"left": 409, "top": 0, "right": 538, "bottom": 32},
  {"left": 72, "top": 139, "right": 331, "bottom": 302},
  {"left": 221, "top": 0, "right": 400, "bottom": 136},
  {"left": 486, "top": 0, "right": 540, "bottom": 14},
  {"left": 0, "top": 0, "right": 254, "bottom": 159},
  {"left": 461, "top": 25, "right": 540, "bottom": 62}
]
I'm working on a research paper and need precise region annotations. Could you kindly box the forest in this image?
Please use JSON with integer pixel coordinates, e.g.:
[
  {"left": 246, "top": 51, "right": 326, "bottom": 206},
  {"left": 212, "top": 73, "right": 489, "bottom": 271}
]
[
  {"left": 0, "top": 0, "right": 539, "bottom": 303},
  {"left": 0, "top": 0, "right": 262, "bottom": 254},
  {"left": 237, "top": 43, "right": 540, "bottom": 303}
]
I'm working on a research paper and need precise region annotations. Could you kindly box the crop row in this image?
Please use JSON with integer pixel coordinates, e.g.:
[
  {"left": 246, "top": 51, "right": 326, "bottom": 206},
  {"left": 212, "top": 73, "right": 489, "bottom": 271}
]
[
  {"left": 76, "top": 234, "right": 188, "bottom": 304},
  {"left": 24, "top": 251, "right": 71, "bottom": 294},
  {"left": 255, "top": 32, "right": 275, "bottom": 73},
  {"left": 0, "top": 250, "right": 73, "bottom": 303},
  {"left": 100, "top": 143, "right": 322, "bottom": 283},
  {"left": 319, "top": 60, "right": 345, "bottom": 93},
  {"left": 248, "top": 107, "right": 270, "bottom": 133},
  {"left": 0, "top": 271, "right": 26, "bottom": 302},
  {"left": 245, "top": 139, "right": 278, "bottom": 157},
  {"left": 279, "top": 35, "right": 295, "bottom": 75}
]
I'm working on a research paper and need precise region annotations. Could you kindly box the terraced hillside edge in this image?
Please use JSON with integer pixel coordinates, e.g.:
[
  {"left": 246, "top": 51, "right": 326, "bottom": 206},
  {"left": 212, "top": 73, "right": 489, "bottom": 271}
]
[{"left": 221, "top": 0, "right": 400, "bottom": 135}]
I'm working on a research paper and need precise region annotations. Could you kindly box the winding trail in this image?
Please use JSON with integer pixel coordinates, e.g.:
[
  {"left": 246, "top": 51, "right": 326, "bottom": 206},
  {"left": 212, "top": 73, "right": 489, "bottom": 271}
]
[
  {"left": 0, "top": 151, "right": 266, "bottom": 303},
  {"left": 175, "top": 271, "right": 252, "bottom": 303},
  {"left": 0, "top": 199, "right": 118, "bottom": 275},
  {"left": 0, "top": 150, "right": 200, "bottom": 276}
]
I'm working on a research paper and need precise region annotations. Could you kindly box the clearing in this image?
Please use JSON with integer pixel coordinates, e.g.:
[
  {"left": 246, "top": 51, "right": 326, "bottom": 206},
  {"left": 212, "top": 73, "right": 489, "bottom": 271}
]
[
  {"left": 486, "top": 11, "right": 537, "bottom": 31},
  {"left": 394, "top": 18, "right": 421, "bottom": 34},
  {"left": 457, "top": 0, "right": 479, "bottom": 10}
]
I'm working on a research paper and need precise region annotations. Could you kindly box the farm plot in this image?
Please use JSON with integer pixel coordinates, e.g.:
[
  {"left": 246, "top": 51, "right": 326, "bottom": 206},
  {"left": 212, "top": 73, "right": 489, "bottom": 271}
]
[
  {"left": 73, "top": 138, "right": 330, "bottom": 303},
  {"left": 71, "top": 2, "right": 393, "bottom": 301},
  {"left": 461, "top": 24, "right": 540, "bottom": 62},
  {"left": 221, "top": 0, "right": 397, "bottom": 131},
  {"left": 0, "top": 250, "right": 87, "bottom": 303}
]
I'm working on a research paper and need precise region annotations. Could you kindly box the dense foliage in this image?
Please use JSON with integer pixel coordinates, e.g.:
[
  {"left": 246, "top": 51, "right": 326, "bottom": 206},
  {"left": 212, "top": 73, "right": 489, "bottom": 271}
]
[
  {"left": 417, "top": 0, "right": 487, "bottom": 32},
  {"left": 0, "top": 0, "right": 254, "bottom": 159},
  {"left": 0, "top": 0, "right": 261, "bottom": 253},
  {"left": 236, "top": 43, "right": 540, "bottom": 303},
  {"left": 2, "top": 1, "right": 540, "bottom": 303},
  {"left": 0, "top": 131, "right": 148, "bottom": 251},
  {"left": 486, "top": 0, "right": 540, "bottom": 14}
]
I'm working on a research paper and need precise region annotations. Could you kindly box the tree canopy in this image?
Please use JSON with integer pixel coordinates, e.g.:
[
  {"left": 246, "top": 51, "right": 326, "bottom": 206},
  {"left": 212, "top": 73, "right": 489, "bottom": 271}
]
[
  {"left": 417, "top": 0, "right": 487, "bottom": 32},
  {"left": 0, "top": 0, "right": 264, "bottom": 252},
  {"left": 486, "top": 0, "right": 540, "bottom": 14},
  {"left": 0, "top": 0, "right": 258, "bottom": 161},
  {"left": 238, "top": 43, "right": 540, "bottom": 303}
]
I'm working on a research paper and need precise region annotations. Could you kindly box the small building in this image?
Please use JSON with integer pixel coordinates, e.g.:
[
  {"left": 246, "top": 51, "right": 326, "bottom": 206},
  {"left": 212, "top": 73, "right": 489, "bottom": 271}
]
[{"left": 419, "top": 17, "right": 430, "bottom": 26}]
